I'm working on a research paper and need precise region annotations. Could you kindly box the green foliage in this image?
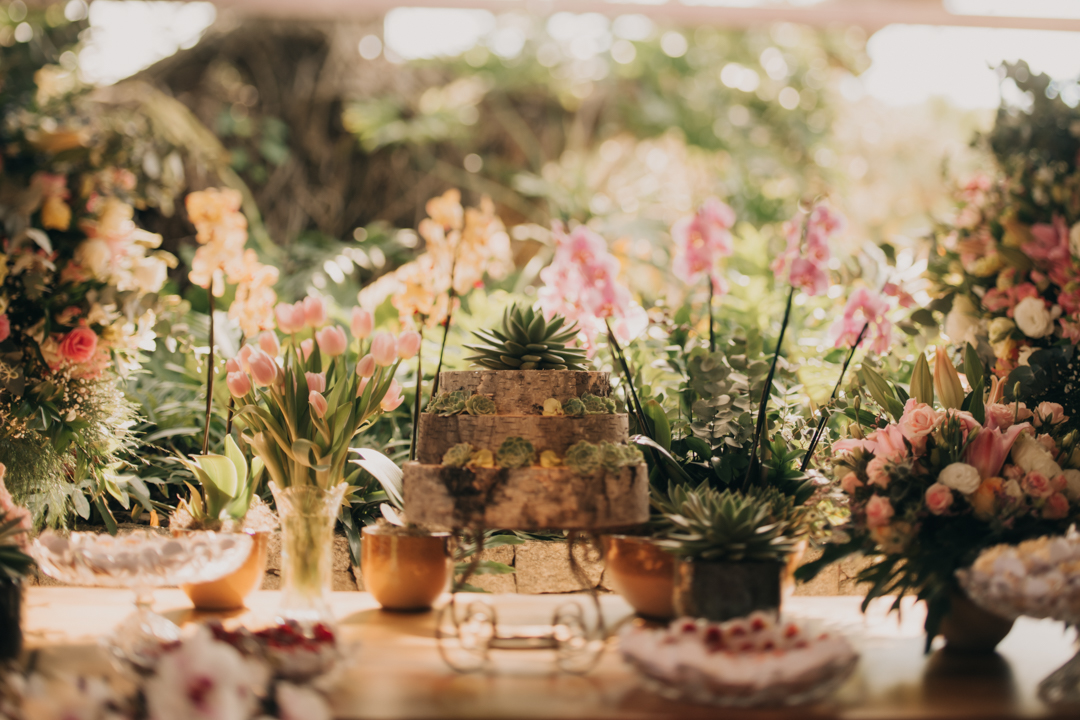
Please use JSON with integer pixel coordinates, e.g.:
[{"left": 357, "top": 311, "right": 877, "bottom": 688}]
[
  {"left": 0, "top": 511, "right": 34, "bottom": 580},
  {"left": 581, "top": 393, "right": 616, "bottom": 415},
  {"left": 427, "top": 390, "right": 468, "bottom": 416},
  {"left": 464, "top": 304, "right": 587, "bottom": 371},
  {"left": 464, "top": 395, "right": 496, "bottom": 416},
  {"left": 564, "top": 441, "right": 601, "bottom": 475},
  {"left": 563, "top": 397, "right": 586, "bottom": 417},
  {"left": 564, "top": 441, "right": 643, "bottom": 476},
  {"left": 442, "top": 442, "right": 474, "bottom": 468},
  {"left": 495, "top": 436, "right": 536, "bottom": 469}
]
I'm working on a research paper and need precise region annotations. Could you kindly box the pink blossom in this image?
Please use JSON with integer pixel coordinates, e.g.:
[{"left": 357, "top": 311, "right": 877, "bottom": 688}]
[
  {"left": 925, "top": 483, "right": 954, "bottom": 515},
  {"left": 356, "top": 354, "right": 376, "bottom": 378},
  {"left": 248, "top": 349, "right": 278, "bottom": 387},
  {"left": 380, "top": 379, "right": 404, "bottom": 412},
  {"left": 1038, "top": 433, "right": 1058, "bottom": 456},
  {"left": 1022, "top": 472, "right": 1054, "bottom": 499},
  {"left": 1043, "top": 492, "right": 1070, "bottom": 520},
  {"left": 257, "top": 331, "right": 280, "bottom": 357},
  {"left": 865, "top": 424, "right": 908, "bottom": 461},
  {"left": 226, "top": 371, "right": 251, "bottom": 398},
  {"left": 225, "top": 357, "right": 242, "bottom": 374},
  {"left": 315, "top": 326, "right": 348, "bottom": 357},
  {"left": 671, "top": 198, "right": 736, "bottom": 293},
  {"left": 302, "top": 296, "right": 327, "bottom": 328},
  {"left": 397, "top": 330, "right": 422, "bottom": 360},
  {"left": 59, "top": 326, "right": 98, "bottom": 364},
  {"left": 985, "top": 402, "right": 1032, "bottom": 430},
  {"left": 964, "top": 422, "right": 1029, "bottom": 480},
  {"left": 840, "top": 472, "right": 863, "bottom": 495},
  {"left": 1033, "top": 402, "right": 1067, "bottom": 427},
  {"left": 1024, "top": 215, "right": 1070, "bottom": 268},
  {"left": 356, "top": 376, "right": 370, "bottom": 398},
  {"left": 866, "top": 456, "right": 891, "bottom": 488},
  {"left": 350, "top": 308, "right": 373, "bottom": 339},
  {"left": 300, "top": 338, "right": 314, "bottom": 360},
  {"left": 309, "top": 391, "right": 328, "bottom": 418},
  {"left": 305, "top": 372, "right": 326, "bottom": 393},
  {"left": 788, "top": 257, "right": 829, "bottom": 297},
  {"left": 899, "top": 399, "right": 937, "bottom": 453},
  {"left": 370, "top": 332, "right": 397, "bottom": 366},
  {"left": 865, "top": 495, "right": 895, "bottom": 528},
  {"left": 830, "top": 287, "right": 894, "bottom": 355},
  {"left": 937, "top": 409, "right": 981, "bottom": 440},
  {"left": 771, "top": 202, "right": 843, "bottom": 298},
  {"left": 274, "top": 302, "right": 306, "bottom": 334},
  {"left": 0, "top": 314, "right": 9, "bottom": 343},
  {"left": 237, "top": 344, "right": 255, "bottom": 372}
]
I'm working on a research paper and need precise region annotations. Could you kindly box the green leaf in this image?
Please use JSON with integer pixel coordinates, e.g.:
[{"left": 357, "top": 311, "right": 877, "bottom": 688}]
[
  {"left": 194, "top": 454, "right": 239, "bottom": 498},
  {"left": 861, "top": 365, "right": 904, "bottom": 420},
  {"left": 963, "top": 342, "right": 984, "bottom": 388},
  {"left": 224, "top": 435, "right": 248, "bottom": 492},
  {"left": 350, "top": 448, "right": 404, "bottom": 508},
  {"left": 72, "top": 489, "right": 90, "bottom": 520},
  {"left": 644, "top": 400, "right": 671, "bottom": 451},
  {"left": 910, "top": 352, "right": 934, "bottom": 406}
]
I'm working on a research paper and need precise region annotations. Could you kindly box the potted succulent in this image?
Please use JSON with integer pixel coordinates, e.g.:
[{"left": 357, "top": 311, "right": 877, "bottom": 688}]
[
  {"left": 0, "top": 463, "right": 34, "bottom": 662},
  {"left": 654, "top": 481, "right": 810, "bottom": 621}
]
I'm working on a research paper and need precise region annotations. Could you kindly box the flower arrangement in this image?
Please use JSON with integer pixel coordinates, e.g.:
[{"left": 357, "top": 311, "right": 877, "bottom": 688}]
[
  {"left": 0, "top": 464, "right": 33, "bottom": 581},
  {"left": 799, "top": 344, "right": 1080, "bottom": 647}
]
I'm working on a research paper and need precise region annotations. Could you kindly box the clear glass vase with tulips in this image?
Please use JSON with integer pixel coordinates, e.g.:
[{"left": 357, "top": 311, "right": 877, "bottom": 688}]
[{"left": 226, "top": 294, "right": 416, "bottom": 621}]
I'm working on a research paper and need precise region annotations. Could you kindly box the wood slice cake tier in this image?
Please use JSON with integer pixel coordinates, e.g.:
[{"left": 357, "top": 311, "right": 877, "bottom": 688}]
[
  {"left": 403, "top": 463, "right": 649, "bottom": 531},
  {"left": 403, "top": 369, "right": 649, "bottom": 530}
]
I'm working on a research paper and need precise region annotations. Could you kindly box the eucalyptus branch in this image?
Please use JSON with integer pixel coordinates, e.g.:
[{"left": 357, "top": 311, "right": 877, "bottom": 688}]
[{"left": 743, "top": 286, "right": 795, "bottom": 489}]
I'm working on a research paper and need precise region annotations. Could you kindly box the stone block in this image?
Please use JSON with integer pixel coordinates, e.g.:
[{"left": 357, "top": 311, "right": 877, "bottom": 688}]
[
  {"left": 838, "top": 553, "right": 875, "bottom": 596},
  {"left": 465, "top": 544, "right": 516, "bottom": 593},
  {"left": 792, "top": 546, "right": 839, "bottom": 596},
  {"left": 514, "top": 540, "right": 603, "bottom": 594},
  {"left": 260, "top": 531, "right": 357, "bottom": 591}
]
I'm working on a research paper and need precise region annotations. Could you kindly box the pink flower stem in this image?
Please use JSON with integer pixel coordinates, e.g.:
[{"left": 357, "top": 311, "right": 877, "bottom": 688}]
[
  {"left": 410, "top": 329, "right": 423, "bottom": 462},
  {"left": 201, "top": 291, "right": 215, "bottom": 456},
  {"left": 799, "top": 320, "right": 869, "bottom": 472},
  {"left": 743, "top": 286, "right": 795, "bottom": 489}
]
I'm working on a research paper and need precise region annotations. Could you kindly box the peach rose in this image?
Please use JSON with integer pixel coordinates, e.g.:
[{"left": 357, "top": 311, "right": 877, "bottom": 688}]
[
  {"left": 899, "top": 400, "right": 937, "bottom": 451},
  {"left": 985, "top": 402, "right": 1032, "bottom": 430},
  {"left": 840, "top": 472, "right": 863, "bottom": 495},
  {"left": 1022, "top": 471, "right": 1054, "bottom": 499},
  {"left": 59, "top": 326, "right": 98, "bottom": 364},
  {"left": 925, "top": 483, "right": 954, "bottom": 515},
  {"left": 865, "top": 495, "right": 895, "bottom": 528},
  {"left": 1033, "top": 402, "right": 1067, "bottom": 428},
  {"left": 1043, "top": 492, "right": 1070, "bottom": 520},
  {"left": 866, "top": 456, "right": 891, "bottom": 489}
]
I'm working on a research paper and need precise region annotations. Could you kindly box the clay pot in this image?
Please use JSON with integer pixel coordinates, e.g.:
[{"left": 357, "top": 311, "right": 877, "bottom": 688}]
[
  {"left": 0, "top": 578, "right": 22, "bottom": 661},
  {"left": 182, "top": 531, "right": 270, "bottom": 611},
  {"left": 673, "top": 560, "right": 783, "bottom": 622},
  {"left": 938, "top": 588, "right": 1015, "bottom": 653},
  {"left": 602, "top": 535, "right": 675, "bottom": 620},
  {"left": 360, "top": 526, "right": 451, "bottom": 611}
]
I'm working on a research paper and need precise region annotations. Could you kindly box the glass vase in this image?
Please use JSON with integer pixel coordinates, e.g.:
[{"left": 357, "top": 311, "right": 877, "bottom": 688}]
[{"left": 270, "top": 481, "right": 348, "bottom": 624}]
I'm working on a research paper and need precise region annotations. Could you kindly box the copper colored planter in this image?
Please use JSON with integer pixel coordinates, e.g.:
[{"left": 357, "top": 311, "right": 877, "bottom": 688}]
[
  {"left": 182, "top": 531, "right": 270, "bottom": 611},
  {"left": 360, "top": 526, "right": 451, "bottom": 611},
  {"left": 939, "top": 589, "right": 1015, "bottom": 653},
  {"left": 602, "top": 535, "right": 676, "bottom": 620}
]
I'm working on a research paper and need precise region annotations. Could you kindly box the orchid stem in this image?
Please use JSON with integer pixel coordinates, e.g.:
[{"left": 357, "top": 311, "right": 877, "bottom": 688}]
[
  {"left": 743, "top": 286, "right": 795, "bottom": 489},
  {"left": 799, "top": 320, "right": 869, "bottom": 472},
  {"left": 431, "top": 257, "right": 459, "bottom": 398},
  {"left": 707, "top": 278, "right": 715, "bottom": 353},
  {"left": 410, "top": 330, "right": 423, "bottom": 462},
  {"left": 605, "top": 320, "right": 648, "bottom": 438},
  {"left": 201, "top": 292, "right": 215, "bottom": 456}
]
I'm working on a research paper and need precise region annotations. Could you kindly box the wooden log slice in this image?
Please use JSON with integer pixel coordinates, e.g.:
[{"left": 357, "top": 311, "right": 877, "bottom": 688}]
[
  {"left": 436, "top": 370, "right": 611, "bottom": 414},
  {"left": 415, "top": 413, "right": 629, "bottom": 464},
  {"left": 403, "top": 462, "right": 650, "bottom": 531}
]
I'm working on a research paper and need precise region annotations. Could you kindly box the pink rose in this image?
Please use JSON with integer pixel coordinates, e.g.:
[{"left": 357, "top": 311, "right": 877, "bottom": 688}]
[
  {"left": 305, "top": 372, "right": 326, "bottom": 393},
  {"left": 1022, "top": 472, "right": 1054, "bottom": 499},
  {"left": 303, "top": 296, "right": 327, "bottom": 328},
  {"left": 257, "top": 331, "right": 280, "bottom": 357},
  {"left": 866, "top": 456, "right": 891, "bottom": 489},
  {"left": 350, "top": 307, "right": 373, "bottom": 339},
  {"left": 1037, "top": 433, "right": 1058, "bottom": 456},
  {"left": 865, "top": 425, "right": 908, "bottom": 461},
  {"left": 1043, "top": 492, "right": 1070, "bottom": 520},
  {"left": 300, "top": 338, "right": 314, "bottom": 360},
  {"left": 937, "top": 409, "right": 981, "bottom": 439},
  {"left": 380, "top": 379, "right": 404, "bottom": 412},
  {"left": 248, "top": 349, "right": 278, "bottom": 387},
  {"left": 370, "top": 332, "right": 397, "bottom": 367},
  {"left": 865, "top": 495, "right": 895, "bottom": 528},
  {"left": 274, "top": 302, "right": 305, "bottom": 334},
  {"left": 840, "top": 472, "right": 863, "bottom": 495},
  {"left": 309, "top": 390, "right": 328, "bottom": 418},
  {"left": 925, "top": 483, "right": 954, "bottom": 515},
  {"left": 0, "top": 314, "right": 9, "bottom": 343},
  {"left": 899, "top": 400, "right": 937, "bottom": 452},
  {"left": 59, "top": 326, "right": 98, "bottom": 364},
  {"left": 1033, "top": 402, "right": 1067, "bottom": 427},
  {"left": 315, "top": 326, "right": 348, "bottom": 357},
  {"left": 985, "top": 402, "right": 1032, "bottom": 430},
  {"left": 226, "top": 371, "right": 251, "bottom": 398},
  {"left": 397, "top": 330, "right": 422, "bottom": 360},
  {"left": 356, "top": 354, "right": 376, "bottom": 378}
]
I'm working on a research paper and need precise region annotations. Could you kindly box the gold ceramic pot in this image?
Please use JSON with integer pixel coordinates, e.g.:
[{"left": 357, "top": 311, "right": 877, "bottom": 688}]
[
  {"left": 360, "top": 526, "right": 451, "bottom": 611},
  {"left": 602, "top": 535, "right": 676, "bottom": 620},
  {"left": 938, "top": 588, "right": 1015, "bottom": 653},
  {"left": 182, "top": 531, "right": 270, "bottom": 611}
]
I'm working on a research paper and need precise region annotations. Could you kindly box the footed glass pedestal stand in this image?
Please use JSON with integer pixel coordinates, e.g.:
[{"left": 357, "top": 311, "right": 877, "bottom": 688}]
[{"left": 436, "top": 530, "right": 607, "bottom": 675}]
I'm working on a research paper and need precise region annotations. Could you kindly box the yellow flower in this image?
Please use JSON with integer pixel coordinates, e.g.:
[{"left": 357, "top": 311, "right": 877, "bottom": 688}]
[
  {"left": 40, "top": 195, "right": 71, "bottom": 231},
  {"left": 971, "top": 477, "right": 1003, "bottom": 520},
  {"left": 539, "top": 450, "right": 562, "bottom": 468},
  {"left": 467, "top": 449, "right": 494, "bottom": 469}
]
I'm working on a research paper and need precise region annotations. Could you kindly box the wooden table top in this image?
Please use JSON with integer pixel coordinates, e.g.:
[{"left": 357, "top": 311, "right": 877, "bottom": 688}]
[{"left": 22, "top": 587, "right": 1080, "bottom": 720}]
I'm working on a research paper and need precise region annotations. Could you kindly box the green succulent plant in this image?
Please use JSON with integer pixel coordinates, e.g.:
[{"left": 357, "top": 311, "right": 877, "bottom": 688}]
[
  {"left": 565, "top": 441, "right": 601, "bottom": 475},
  {"left": 581, "top": 393, "right": 615, "bottom": 414},
  {"left": 428, "top": 390, "right": 468, "bottom": 416},
  {"left": 0, "top": 510, "right": 34, "bottom": 581},
  {"left": 564, "top": 440, "right": 642, "bottom": 475},
  {"left": 465, "top": 395, "right": 496, "bottom": 416},
  {"left": 442, "top": 443, "right": 475, "bottom": 468},
  {"left": 495, "top": 436, "right": 536, "bottom": 469},
  {"left": 464, "top": 304, "right": 588, "bottom": 371},
  {"left": 563, "top": 398, "right": 586, "bottom": 417},
  {"left": 599, "top": 441, "right": 644, "bottom": 472},
  {"left": 653, "top": 482, "right": 810, "bottom": 563}
]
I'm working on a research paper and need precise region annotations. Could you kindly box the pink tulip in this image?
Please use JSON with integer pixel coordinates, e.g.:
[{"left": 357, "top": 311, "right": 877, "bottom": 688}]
[
  {"left": 351, "top": 307, "right": 373, "bottom": 339},
  {"left": 305, "top": 372, "right": 326, "bottom": 393},
  {"left": 226, "top": 371, "right": 251, "bottom": 398},
  {"left": 274, "top": 302, "right": 305, "bottom": 334},
  {"left": 964, "top": 423, "right": 1029, "bottom": 480},
  {"left": 356, "top": 354, "right": 376, "bottom": 378},
  {"left": 300, "top": 338, "right": 314, "bottom": 360},
  {"left": 397, "top": 330, "right": 422, "bottom": 360},
  {"left": 356, "top": 377, "right": 370, "bottom": 398},
  {"left": 257, "top": 331, "right": 280, "bottom": 357},
  {"left": 237, "top": 344, "right": 255, "bottom": 372},
  {"left": 303, "top": 296, "right": 327, "bottom": 328},
  {"left": 225, "top": 357, "right": 242, "bottom": 374},
  {"left": 380, "top": 379, "right": 404, "bottom": 411},
  {"left": 370, "top": 332, "right": 397, "bottom": 366},
  {"left": 309, "top": 390, "right": 328, "bottom": 418},
  {"left": 248, "top": 349, "right": 278, "bottom": 387},
  {"left": 315, "top": 325, "right": 348, "bottom": 357}
]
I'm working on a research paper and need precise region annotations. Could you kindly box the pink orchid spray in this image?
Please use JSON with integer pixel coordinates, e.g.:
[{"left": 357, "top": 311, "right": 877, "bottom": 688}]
[{"left": 671, "top": 198, "right": 736, "bottom": 350}]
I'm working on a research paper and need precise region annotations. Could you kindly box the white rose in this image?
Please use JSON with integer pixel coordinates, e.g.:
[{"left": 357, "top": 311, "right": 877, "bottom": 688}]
[
  {"left": 945, "top": 295, "right": 982, "bottom": 345},
  {"left": 131, "top": 257, "right": 168, "bottom": 294},
  {"left": 988, "top": 317, "right": 1015, "bottom": 344},
  {"left": 73, "top": 238, "right": 112, "bottom": 279},
  {"left": 939, "top": 462, "right": 982, "bottom": 495},
  {"left": 1013, "top": 296, "right": 1054, "bottom": 338},
  {"left": 1011, "top": 432, "right": 1063, "bottom": 478},
  {"left": 1062, "top": 469, "right": 1080, "bottom": 501},
  {"left": 1003, "top": 479, "right": 1024, "bottom": 499}
]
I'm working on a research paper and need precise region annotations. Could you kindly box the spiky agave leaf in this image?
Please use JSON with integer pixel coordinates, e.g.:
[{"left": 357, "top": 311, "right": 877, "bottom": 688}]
[{"left": 464, "top": 303, "right": 588, "bottom": 371}]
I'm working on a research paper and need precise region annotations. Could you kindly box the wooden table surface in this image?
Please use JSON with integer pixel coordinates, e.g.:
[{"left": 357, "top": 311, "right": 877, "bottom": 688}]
[{"left": 22, "top": 587, "right": 1080, "bottom": 720}]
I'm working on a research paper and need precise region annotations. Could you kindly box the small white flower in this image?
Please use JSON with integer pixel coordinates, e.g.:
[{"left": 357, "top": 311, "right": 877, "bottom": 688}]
[
  {"left": 1062, "top": 469, "right": 1080, "bottom": 501},
  {"left": 73, "top": 238, "right": 112, "bottom": 279},
  {"left": 944, "top": 295, "right": 982, "bottom": 346},
  {"left": 1013, "top": 296, "right": 1054, "bottom": 338},
  {"left": 988, "top": 316, "right": 1015, "bottom": 344},
  {"left": 939, "top": 462, "right": 981, "bottom": 495},
  {"left": 1011, "top": 433, "right": 1063, "bottom": 479}
]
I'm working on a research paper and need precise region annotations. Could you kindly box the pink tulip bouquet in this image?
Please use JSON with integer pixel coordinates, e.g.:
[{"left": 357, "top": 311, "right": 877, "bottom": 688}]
[
  {"left": 227, "top": 294, "right": 413, "bottom": 491},
  {"left": 798, "top": 344, "right": 1080, "bottom": 648}
]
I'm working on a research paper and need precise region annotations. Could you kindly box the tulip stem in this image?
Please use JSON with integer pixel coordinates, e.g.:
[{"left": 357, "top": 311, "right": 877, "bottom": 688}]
[
  {"left": 410, "top": 330, "right": 423, "bottom": 462},
  {"left": 800, "top": 320, "right": 869, "bottom": 472},
  {"left": 707, "top": 278, "right": 715, "bottom": 353},
  {"left": 202, "top": 292, "right": 215, "bottom": 456},
  {"left": 225, "top": 332, "right": 245, "bottom": 438},
  {"left": 743, "top": 286, "right": 795, "bottom": 489}
]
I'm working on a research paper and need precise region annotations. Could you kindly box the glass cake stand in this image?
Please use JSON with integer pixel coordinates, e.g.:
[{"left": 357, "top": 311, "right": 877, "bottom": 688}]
[{"left": 33, "top": 529, "right": 252, "bottom": 671}]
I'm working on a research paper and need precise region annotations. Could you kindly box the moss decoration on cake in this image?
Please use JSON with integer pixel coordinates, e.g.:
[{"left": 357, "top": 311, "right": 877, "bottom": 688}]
[
  {"left": 495, "top": 437, "right": 536, "bottom": 469},
  {"left": 565, "top": 440, "right": 643, "bottom": 476},
  {"left": 464, "top": 304, "right": 588, "bottom": 370},
  {"left": 581, "top": 393, "right": 616, "bottom": 414},
  {"left": 465, "top": 395, "right": 496, "bottom": 415}
]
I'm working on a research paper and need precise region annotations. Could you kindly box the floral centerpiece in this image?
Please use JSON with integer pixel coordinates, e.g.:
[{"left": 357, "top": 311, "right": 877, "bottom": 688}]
[
  {"left": 227, "top": 293, "right": 412, "bottom": 620},
  {"left": 799, "top": 344, "right": 1080, "bottom": 649}
]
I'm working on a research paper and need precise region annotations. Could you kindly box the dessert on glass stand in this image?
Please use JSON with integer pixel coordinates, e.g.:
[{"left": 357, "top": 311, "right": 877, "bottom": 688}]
[{"left": 402, "top": 305, "right": 650, "bottom": 672}]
